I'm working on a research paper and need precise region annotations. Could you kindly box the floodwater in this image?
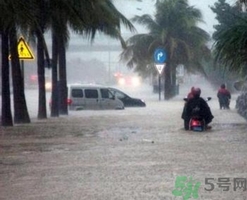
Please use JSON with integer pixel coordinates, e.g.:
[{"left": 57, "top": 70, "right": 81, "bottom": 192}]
[{"left": 1, "top": 82, "right": 247, "bottom": 200}]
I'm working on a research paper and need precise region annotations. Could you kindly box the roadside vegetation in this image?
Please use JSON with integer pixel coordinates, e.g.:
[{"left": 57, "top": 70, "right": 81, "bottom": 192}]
[{"left": 211, "top": 0, "right": 247, "bottom": 119}]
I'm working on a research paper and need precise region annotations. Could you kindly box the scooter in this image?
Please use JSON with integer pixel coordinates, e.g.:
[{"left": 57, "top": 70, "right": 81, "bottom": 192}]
[{"left": 183, "top": 97, "right": 212, "bottom": 132}]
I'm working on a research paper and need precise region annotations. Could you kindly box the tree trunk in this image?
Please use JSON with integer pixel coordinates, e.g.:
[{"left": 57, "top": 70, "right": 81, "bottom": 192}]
[
  {"left": 1, "top": 32, "right": 13, "bottom": 126},
  {"left": 171, "top": 66, "right": 177, "bottom": 98},
  {"left": 37, "top": 31, "right": 47, "bottom": 119},
  {"left": 9, "top": 27, "right": 30, "bottom": 124},
  {"left": 58, "top": 38, "right": 68, "bottom": 115},
  {"left": 50, "top": 30, "right": 59, "bottom": 117}
]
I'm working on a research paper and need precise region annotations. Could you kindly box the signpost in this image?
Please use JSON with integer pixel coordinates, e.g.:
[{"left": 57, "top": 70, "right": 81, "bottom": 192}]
[
  {"left": 154, "top": 48, "right": 166, "bottom": 100},
  {"left": 9, "top": 36, "right": 35, "bottom": 89}
]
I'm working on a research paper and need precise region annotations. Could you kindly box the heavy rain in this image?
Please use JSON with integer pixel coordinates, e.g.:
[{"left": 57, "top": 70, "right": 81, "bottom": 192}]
[{"left": 1, "top": 0, "right": 247, "bottom": 200}]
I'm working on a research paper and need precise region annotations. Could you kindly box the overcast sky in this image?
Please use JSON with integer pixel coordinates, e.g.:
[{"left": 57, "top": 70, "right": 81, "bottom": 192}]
[
  {"left": 114, "top": 0, "right": 237, "bottom": 35},
  {"left": 189, "top": 0, "right": 236, "bottom": 34}
]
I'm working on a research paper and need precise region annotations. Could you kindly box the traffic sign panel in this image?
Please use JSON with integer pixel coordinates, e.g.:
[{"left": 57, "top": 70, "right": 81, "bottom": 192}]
[
  {"left": 154, "top": 48, "right": 166, "bottom": 64},
  {"left": 9, "top": 36, "right": 35, "bottom": 60},
  {"left": 155, "top": 63, "right": 166, "bottom": 74}
]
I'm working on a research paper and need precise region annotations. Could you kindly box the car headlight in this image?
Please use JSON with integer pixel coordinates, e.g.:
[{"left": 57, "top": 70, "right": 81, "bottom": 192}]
[
  {"left": 45, "top": 82, "right": 52, "bottom": 90},
  {"left": 118, "top": 78, "right": 126, "bottom": 86},
  {"left": 131, "top": 77, "right": 140, "bottom": 87}
]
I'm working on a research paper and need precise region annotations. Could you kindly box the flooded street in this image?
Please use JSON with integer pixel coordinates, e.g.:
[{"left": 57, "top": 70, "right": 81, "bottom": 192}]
[{"left": 1, "top": 84, "right": 247, "bottom": 200}]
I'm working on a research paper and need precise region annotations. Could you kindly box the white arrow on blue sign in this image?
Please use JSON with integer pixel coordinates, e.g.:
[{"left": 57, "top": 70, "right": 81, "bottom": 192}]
[{"left": 154, "top": 48, "right": 167, "bottom": 64}]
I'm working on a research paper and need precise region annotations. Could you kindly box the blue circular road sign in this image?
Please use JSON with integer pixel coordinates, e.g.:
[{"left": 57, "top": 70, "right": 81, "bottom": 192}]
[{"left": 154, "top": 48, "right": 167, "bottom": 64}]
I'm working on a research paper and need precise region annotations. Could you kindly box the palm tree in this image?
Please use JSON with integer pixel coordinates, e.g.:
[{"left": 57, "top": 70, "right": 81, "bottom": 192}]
[
  {"left": 0, "top": 1, "right": 13, "bottom": 126},
  {"left": 5, "top": 0, "right": 51, "bottom": 121},
  {"left": 9, "top": 27, "right": 31, "bottom": 123},
  {"left": 1, "top": 31, "right": 13, "bottom": 126},
  {"left": 34, "top": 0, "right": 49, "bottom": 119},
  {"left": 211, "top": 0, "right": 247, "bottom": 77},
  {"left": 213, "top": 17, "right": 247, "bottom": 77},
  {"left": 121, "top": 0, "right": 210, "bottom": 99},
  {"left": 0, "top": 0, "right": 33, "bottom": 124},
  {"left": 49, "top": 0, "right": 71, "bottom": 116},
  {"left": 48, "top": 0, "right": 135, "bottom": 116}
]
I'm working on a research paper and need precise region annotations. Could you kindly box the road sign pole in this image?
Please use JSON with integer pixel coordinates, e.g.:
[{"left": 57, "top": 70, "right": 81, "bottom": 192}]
[
  {"left": 21, "top": 60, "right": 25, "bottom": 90},
  {"left": 154, "top": 48, "right": 167, "bottom": 101},
  {"left": 158, "top": 74, "right": 161, "bottom": 101},
  {"left": 155, "top": 63, "right": 166, "bottom": 101}
]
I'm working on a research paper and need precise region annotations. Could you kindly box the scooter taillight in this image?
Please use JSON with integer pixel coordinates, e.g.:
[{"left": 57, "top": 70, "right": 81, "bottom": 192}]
[
  {"left": 67, "top": 98, "right": 72, "bottom": 105},
  {"left": 191, "top": 120, "right": 201, "bottom": 126}
]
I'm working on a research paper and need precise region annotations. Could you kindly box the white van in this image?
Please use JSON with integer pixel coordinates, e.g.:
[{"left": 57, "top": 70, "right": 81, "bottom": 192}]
[{"left": 67, "top": 84, "right": 124, "bottom": 110}]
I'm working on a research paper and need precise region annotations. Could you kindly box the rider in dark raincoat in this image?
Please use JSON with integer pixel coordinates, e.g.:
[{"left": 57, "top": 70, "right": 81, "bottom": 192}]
[{"left": 182, "top": 88, "right": 214, "bottom": 130}]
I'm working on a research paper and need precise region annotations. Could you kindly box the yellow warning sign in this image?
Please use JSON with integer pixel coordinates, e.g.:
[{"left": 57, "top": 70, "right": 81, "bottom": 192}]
[{"left": 9, "top": 36, "right": 35, "bottom": 60}]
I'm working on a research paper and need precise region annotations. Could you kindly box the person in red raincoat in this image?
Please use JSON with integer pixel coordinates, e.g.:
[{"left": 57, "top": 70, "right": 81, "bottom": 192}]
[
  {"left": 217, "top": 84, "right": 231, "bottom": 109},
  {"left": 187, "top": 86, "right": 195, "bottom": 99}
]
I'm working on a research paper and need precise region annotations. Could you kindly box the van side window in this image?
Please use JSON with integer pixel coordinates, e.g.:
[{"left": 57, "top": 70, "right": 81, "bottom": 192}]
[
  {"left": 100, "top": 89, "right": 110, "bottom": 99},
  {"left": 71, "top": 89, "right": 83, "bottom": 98},
  {"left": 85, "top": 89, "right": 98, "bottom": 98}
]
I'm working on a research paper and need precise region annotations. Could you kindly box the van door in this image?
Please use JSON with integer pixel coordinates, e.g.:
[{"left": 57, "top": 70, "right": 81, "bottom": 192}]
[
  {"left": 99, "top": 88, "right": 122, "bottom": 109},
  {"left": 84, "top": 88, "right": 101, "bottom": 109},
  {"left": 70, "top": 88, "right": 85, "bottom": 110}
]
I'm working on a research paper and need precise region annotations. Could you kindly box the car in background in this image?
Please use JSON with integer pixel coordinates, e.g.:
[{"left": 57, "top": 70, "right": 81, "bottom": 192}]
[
  {"left": 108, "top": 87, "right": 146, "bottom": 107},
  {"left": 49, "top": 84, "right": 124, "bottom": 111},
  {"left": 113, "top": 72, "right": 142, "bottom": 88},
  {"left": 26, "top": 74, "right": 52, "bottom": 91},
  {"left": 67, "top": 84, "right": 124, "bottom": 110}
]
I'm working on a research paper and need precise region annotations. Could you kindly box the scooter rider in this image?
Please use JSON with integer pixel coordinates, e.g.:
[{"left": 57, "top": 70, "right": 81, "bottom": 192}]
[{"left": 182, "top": 88, "right": 214, "bottom": 130}]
